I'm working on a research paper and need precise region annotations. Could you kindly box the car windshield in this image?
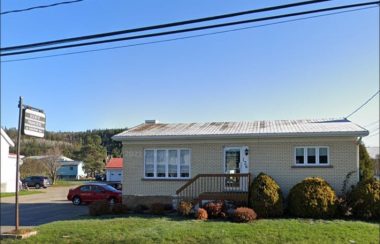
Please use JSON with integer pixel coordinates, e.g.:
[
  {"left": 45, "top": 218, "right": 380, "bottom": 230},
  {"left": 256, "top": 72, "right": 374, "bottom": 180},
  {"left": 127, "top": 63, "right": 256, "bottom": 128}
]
[{"left": 102, "top": 185, "right": 119, "bottom": 192}]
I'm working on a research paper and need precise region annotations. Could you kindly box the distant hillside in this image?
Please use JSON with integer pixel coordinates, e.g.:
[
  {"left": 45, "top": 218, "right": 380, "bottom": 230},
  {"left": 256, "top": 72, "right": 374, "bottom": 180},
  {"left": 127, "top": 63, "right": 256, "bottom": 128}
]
[{"left": 4, "top": 128, "right": 126, "bottom": 158}]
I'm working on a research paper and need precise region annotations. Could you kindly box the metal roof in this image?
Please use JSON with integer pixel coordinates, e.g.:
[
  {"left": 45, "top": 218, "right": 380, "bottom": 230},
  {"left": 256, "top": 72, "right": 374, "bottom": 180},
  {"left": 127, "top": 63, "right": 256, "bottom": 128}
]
[{"left": 113, "top": 118, "right": 369, "bottom": 141}]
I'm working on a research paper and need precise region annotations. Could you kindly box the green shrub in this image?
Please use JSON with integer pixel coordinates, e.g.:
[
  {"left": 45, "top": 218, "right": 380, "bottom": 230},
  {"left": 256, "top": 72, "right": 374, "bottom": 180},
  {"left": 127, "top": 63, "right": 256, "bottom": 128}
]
[
  {"left": 233, "top": 207, "right": 257, "bottom": 223},
  {"left": 288, "top": 177, "right": 337, "bottom": 218},
  {"left": 348, "top": 178, "right": 380, "bottom": 219},
  {"left": 203, "top": 201, "right": 224, "bottom": 218},
  {"left": 110, "top": 203, "right": 128, "bottom": 214},
  {"left": 89, "top": 200, "right": 110, "bottom": 216},
  {"left": 249, "top": 172, "right": 283, "bottom": 218},
  {"left": 150, "top": 203, "right": 166, "bottom": 215},
  {"left": 196, "top": 208, "right": 208, "bottom": 220},
  {"left": 178, "top": 201, "right": 193, "bottom": 216}
]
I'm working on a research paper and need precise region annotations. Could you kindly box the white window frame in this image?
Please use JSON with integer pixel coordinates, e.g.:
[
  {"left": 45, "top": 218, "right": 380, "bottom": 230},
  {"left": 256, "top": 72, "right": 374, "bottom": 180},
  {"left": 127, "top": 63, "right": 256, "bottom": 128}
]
[
  {"left": 294, "top": 146, "right": 330, "bottom": 166},
  {"left": 144, "top": 148, "right": 191, "bottom": 179}
]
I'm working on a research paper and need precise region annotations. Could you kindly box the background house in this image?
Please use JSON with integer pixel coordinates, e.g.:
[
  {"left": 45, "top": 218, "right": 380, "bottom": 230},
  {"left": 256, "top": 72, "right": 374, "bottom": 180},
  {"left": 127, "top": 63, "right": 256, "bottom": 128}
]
[
  {"left": 1, "top": 128, "right": 24, "bottom": 192},
  {"left": 56, "top": 156, "right": 86, "bottom": 180},
  {"left": 105, "top": 158, "right": 123, "bottom": 182},
  {"left": 26, "top": 155, "right": 86, "bottom": 180}
]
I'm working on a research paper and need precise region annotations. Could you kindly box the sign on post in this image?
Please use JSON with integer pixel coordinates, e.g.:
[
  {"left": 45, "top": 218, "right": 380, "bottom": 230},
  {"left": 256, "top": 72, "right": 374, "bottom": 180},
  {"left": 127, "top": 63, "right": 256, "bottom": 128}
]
[{"left": 22, "top": 107, "right": 46, "bottom": 138}]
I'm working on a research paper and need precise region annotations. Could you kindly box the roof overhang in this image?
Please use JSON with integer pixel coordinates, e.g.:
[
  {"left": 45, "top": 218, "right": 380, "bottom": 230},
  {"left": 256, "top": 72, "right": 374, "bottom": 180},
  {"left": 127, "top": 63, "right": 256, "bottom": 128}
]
[{"left": 113, "top": 130, "right": 369, "bottom": 141}]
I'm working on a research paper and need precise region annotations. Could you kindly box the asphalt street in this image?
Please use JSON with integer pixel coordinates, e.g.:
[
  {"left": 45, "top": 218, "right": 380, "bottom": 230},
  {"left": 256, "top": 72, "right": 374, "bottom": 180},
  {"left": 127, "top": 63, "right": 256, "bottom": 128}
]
[{"left": 0, "top": 185, "right": 88, "bottom": 233}]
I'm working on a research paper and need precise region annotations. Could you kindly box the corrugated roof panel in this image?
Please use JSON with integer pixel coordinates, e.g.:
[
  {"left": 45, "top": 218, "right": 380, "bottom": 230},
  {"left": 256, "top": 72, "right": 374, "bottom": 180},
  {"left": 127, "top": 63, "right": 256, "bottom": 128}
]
[{"left": 113, "top": 118, "right": 369, "bottom": 140}]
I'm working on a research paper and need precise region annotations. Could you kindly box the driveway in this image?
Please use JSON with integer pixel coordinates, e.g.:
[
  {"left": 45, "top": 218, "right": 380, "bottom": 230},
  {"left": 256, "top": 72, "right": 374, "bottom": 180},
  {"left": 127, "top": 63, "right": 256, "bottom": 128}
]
[{"left": 0, "top": 186, "right": 88, "bottom": 233}]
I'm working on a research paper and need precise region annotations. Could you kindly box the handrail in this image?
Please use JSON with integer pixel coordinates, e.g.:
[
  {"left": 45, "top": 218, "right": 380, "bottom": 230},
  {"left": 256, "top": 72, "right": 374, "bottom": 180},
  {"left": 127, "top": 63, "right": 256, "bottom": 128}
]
[{"left": 175, "top": 173, "right": 251, "bottom": 195}]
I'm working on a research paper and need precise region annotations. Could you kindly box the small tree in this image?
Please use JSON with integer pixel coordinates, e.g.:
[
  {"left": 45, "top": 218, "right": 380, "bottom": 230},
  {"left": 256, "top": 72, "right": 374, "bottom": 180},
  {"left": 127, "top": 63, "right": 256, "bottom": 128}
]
[
  {"left": 359, "top": 143, "right": 374, "bottom": 181},
  {"left": 42, "top": 147, "right": 62, "bottom": 184}
]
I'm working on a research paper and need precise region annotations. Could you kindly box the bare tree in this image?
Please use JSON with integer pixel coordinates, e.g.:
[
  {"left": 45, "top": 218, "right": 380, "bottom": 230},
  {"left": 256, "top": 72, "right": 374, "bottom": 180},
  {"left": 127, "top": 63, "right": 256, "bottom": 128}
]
[{"left": 42, "top": 147, "right": 62, "bottom": 184}]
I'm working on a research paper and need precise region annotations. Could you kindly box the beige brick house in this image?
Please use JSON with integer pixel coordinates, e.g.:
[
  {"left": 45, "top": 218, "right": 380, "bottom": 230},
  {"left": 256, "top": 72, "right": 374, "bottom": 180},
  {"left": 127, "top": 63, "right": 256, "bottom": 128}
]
[{"left": 113, "top": 118, "right": 368, "bottom": 207}]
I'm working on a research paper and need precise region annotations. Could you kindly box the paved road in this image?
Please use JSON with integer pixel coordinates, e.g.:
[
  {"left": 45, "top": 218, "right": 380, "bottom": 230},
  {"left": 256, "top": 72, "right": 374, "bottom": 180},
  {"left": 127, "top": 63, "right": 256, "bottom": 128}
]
[{"left": 0, "top": 186, "right": 88, "bottom": 233}]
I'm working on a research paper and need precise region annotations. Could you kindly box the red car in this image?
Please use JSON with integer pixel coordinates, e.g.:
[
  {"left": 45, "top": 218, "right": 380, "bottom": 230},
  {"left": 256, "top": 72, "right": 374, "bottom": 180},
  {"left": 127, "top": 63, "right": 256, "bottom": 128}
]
[{"left": 67, "top": 183, "right": 122, "bottom": 205}]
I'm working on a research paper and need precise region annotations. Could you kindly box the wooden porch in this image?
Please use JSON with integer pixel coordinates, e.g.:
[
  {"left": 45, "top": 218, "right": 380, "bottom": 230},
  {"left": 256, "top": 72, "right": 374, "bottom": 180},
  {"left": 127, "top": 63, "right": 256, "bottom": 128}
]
[{"left": 176, "top": 173, "right": 251, "bottom": 205}]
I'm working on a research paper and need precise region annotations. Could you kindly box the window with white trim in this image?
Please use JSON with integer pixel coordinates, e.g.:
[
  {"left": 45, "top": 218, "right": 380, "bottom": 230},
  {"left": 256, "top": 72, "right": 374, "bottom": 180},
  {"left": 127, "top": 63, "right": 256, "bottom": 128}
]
[
  {"left": 295, "top": 147, "right": 329, "bottom": 165},
  {"left": 144, "top": 149, "right": 191, "bottom": 178}
]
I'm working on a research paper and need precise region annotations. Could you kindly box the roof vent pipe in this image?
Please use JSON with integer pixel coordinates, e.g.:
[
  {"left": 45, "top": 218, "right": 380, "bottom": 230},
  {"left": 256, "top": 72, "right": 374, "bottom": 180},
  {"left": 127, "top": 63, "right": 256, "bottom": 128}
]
[{"left": 145, "top": 120, "right": 159, "bottom": 124}]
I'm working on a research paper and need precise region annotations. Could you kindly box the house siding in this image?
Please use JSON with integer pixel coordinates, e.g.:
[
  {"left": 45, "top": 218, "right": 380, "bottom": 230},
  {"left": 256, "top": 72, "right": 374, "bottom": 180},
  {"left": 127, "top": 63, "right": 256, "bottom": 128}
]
[{"left": 122, "top": 136, "right": 359, "bottom": 198}]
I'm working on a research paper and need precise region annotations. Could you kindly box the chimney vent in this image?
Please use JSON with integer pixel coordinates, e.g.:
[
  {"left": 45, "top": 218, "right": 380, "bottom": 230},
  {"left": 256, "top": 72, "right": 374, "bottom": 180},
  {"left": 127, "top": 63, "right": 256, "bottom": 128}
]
[{"left": 145, "top": 119, "right": 159, "bottom": 124}]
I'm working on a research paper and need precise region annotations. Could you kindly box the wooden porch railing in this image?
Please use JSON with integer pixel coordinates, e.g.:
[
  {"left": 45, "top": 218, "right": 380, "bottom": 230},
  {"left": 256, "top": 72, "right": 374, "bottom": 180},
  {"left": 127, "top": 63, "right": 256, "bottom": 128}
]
[{"left": 176, "top": 173, "right": 251, "bottom": 205}]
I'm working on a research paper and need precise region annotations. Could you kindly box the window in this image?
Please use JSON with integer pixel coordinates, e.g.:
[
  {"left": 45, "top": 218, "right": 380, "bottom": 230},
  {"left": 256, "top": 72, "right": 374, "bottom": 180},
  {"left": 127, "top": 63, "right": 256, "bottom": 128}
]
[
  {"left": 168, "top": 150, "right": 178, "bottom": 177},
  {"left": 294, "top": 147, "right": 329, "bottom": 165},
  {"left": 144, "top": 150, "right": 154, "bottom": 177},
  {"left": 180, "top": 150, "right": 190, "bottom": 178},
  {"left": 319, "top": 148, "right": 328, "bottom": 164},
  {"left": 156, "top": 150, "right": 167, "bottom": 177},
  {"left": 80, "top": 185, "right": 91, "bottom": 192},
  {"left": 295, "top": 148, "right": 304, "bottom": 164},
  {"left": 70, "top": 166, "right": 74, "bottom": 170},
  {"left": 307, "top": 148, "right": 316, "bottom": 164},
  {"left": 144, "top": 149, "right": 191, "bottom": 179}
]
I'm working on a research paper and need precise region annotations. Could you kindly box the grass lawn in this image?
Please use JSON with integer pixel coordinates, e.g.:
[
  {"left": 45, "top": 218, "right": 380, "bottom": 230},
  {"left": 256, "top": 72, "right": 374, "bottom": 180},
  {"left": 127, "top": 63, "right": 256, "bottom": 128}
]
[
  {"left": 0, "top": 190, "right": 44, "bottom": 198},
  {"left": 51, "top": 180, "right": 82, "bottom": 187},
  {"left": 2, "top": 216, "right": 378, "bottom": 243}
]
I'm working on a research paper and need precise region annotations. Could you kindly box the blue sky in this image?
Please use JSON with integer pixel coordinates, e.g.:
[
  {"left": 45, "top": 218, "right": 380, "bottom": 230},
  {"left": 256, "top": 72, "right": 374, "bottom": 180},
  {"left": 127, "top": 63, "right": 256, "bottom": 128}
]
[{"left": 1, "top": 0, "right": 379, "bottom": 146}]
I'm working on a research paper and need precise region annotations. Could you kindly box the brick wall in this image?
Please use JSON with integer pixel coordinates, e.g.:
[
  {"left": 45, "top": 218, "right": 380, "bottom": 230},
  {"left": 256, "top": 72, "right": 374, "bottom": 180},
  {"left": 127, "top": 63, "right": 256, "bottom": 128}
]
[{"left": 122, "top": 136, "right": 359, "bottom": 197}]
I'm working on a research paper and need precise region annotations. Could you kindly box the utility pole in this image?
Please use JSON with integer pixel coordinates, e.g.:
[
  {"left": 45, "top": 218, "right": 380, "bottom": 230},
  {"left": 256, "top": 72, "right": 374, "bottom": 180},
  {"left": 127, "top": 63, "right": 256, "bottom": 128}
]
[{"left": 15, "top": 96, "right": 23, "bottom": 231}]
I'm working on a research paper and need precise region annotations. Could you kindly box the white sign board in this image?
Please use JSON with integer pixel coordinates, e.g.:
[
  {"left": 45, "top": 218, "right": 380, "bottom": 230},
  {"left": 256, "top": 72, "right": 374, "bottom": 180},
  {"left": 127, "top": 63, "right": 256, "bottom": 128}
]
[{"left": 23, "top": 108, "right": 46, "bottom": 138}]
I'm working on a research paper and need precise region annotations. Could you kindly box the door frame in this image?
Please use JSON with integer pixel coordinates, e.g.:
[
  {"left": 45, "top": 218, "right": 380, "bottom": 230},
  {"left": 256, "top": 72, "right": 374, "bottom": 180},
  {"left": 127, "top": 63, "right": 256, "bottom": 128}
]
[{"left": 223, "top": 146, "right": 249, "bottom": 191}]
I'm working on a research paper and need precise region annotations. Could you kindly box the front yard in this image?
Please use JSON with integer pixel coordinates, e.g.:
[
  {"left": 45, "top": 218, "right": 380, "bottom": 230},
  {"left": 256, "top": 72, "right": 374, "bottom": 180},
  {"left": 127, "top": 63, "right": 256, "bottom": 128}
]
[
  {"left": 2, "top": 216, "right": 379, "bottom": 243},
  {"left": 0, "top": 190, "right": 44, "bottom": 198}
]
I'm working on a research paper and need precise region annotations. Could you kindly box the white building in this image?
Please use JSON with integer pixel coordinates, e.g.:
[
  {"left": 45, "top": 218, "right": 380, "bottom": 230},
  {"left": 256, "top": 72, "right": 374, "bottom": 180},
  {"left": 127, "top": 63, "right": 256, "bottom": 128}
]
[
  {"left": 105, "top": 158, "right": 123, "bottom": 182},
  {"left": 1, "top": 128, "right": 23, "bottom": 192}
]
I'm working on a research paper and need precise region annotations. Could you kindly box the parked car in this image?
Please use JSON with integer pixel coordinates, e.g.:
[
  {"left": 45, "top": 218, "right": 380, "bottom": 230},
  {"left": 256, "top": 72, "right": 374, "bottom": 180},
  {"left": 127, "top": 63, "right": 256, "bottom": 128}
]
[
  {"left": 22, "top": 176, "right": 50, "bottom": 189},
  {"left": 67, "top": 183, "right": 122, "bottom": 205},
  {"left": 106, "top": 182, "right": 122, "bottom": 191},
  {"left": 95, "top": 174, "right": 106, "bottom": 181}
]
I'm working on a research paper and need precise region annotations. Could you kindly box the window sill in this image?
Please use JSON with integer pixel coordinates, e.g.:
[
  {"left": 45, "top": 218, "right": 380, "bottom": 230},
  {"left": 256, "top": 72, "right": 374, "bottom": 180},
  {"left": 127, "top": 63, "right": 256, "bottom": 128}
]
[
  {"left": 291, "top": 165, "right": 333, "bottom": 168},
  {"left": 141, "top": 178, "right": 190, "bottom": 181}
]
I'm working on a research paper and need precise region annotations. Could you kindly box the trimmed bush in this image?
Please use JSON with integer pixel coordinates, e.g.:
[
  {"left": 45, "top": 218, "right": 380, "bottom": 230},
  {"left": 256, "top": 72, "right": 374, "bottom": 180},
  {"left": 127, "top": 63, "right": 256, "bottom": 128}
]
[
  {"left": 348, "top": 178, "right": 380, "bottom": 219},
  {"left": 288, "top": 177, "right": 337, "bottom": 218},
  {"left": 89, "top": 200, "right": 110, "bottom": 216},
  {"left": 196, "top": 208, "right": 208, "bottom": 220},
  {"left": 111, "top": 203, "right": 128, "bottom": 214},
  {"left": 249, "top": 172, "right": 283, "bottom": 218},
  {"left": 178, "top": 201, "right": 193, "bottom": 216},
  {"left": 150, "top": 203, "right": 166, "bottom": 215},
  {"left": 203, "top": 201, "right": 224, "bottom": 218},
  {"left": 233, "top": 207, "right": 257, "bottom": 223}
]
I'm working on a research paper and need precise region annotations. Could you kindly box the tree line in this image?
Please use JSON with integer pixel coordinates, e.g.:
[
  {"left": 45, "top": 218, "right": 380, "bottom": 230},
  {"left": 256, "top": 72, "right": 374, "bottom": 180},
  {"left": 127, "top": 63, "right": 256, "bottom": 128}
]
[{"left": 4, "top": 128, "right": 126, "bottom": 179}]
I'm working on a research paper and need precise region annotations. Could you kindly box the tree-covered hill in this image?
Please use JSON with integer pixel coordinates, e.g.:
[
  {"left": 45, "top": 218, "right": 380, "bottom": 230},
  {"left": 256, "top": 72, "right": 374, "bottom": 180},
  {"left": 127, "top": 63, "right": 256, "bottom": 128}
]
[{"left": 4, "top": 127, "right": 126, "bottom": 158}]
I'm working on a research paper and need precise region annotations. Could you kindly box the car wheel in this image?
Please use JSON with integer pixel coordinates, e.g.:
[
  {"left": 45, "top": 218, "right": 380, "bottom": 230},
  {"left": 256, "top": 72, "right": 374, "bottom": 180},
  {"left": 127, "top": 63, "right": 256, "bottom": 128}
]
[
  {"left": 108, "top": 197, "right": 116, "bottom": 205},
  {"left": 35, "top": 183, "right": 40, "bottom": 189},
  {"left": 72, "top": 196, "right": 81, "bottom": 206}
]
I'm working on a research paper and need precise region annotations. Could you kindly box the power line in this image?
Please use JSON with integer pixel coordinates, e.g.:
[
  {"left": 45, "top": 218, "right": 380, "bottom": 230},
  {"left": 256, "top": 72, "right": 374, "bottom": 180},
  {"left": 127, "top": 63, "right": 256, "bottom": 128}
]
[
  {"left": 364, "top": 120, "right": 380, "bottom": 127},
  {"left": 367, "top": 132, "right": 379, "bottom": 138},
  {"left": 1, "top": 0, "right": 331, "bottom": 52},
  {"left": 1, "top": 0, "right": 84, "bottom": 15},
  {"left": 2, "top": 1, "right": 379, "bottom": 57},
  {"left": 346, "top": 90, "right": 380, "bottom": 119},
  {"left": 2, "top": 6, "right": 376, "bottom": 63}
]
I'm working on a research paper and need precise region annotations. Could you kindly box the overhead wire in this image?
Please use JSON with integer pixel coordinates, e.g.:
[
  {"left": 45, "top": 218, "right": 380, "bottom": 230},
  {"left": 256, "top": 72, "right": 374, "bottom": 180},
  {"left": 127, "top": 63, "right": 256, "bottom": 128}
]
[
  {"left": 1, "top": 5, "right": 376, "bottom": 63},
  {"left": 346, "top": 90, "right": 380, "bottom": 119},
  {"left": 1, "top": 1, "right": 379, "bottom": 57},
  {"left": 1, "top": 0, "right": 84, "bottom": 15},
  {"left": 1, "top": 0, "right": 331, "bottom": 52}
]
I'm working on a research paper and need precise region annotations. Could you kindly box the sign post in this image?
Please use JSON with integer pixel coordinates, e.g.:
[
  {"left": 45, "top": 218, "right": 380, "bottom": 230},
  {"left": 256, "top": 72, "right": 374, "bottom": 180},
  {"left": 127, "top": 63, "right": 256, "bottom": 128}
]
[
  {"left": 15, "top": 97, "right": 23, "bottom": 231},
  {"left": 14, "top": 97, "right": 45, "bottom": 231}
]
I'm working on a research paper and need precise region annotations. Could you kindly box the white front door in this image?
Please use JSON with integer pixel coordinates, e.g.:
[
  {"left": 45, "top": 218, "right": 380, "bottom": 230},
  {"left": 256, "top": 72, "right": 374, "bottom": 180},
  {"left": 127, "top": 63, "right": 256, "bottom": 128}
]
[{"left": 224, "top": 146, "right": 249, "bottom": 190}]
